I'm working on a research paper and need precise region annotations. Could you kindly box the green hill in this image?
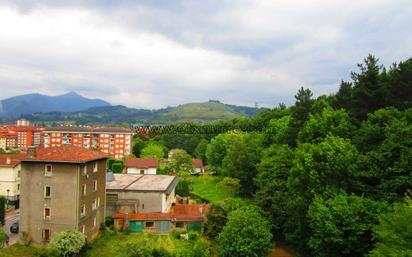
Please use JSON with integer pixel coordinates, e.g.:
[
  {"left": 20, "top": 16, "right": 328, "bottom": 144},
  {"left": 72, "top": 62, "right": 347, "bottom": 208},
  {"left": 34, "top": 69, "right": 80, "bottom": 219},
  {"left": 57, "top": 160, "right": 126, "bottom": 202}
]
[{"left": 17, "top": 100, "right": 265, "bottom": 125}]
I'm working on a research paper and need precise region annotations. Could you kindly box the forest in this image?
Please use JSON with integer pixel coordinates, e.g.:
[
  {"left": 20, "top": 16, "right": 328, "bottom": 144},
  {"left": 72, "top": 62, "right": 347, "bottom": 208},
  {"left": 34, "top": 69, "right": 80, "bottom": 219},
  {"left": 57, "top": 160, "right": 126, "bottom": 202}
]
[{"left": 132, "top": 54, "right": 412, "bottom": 257}]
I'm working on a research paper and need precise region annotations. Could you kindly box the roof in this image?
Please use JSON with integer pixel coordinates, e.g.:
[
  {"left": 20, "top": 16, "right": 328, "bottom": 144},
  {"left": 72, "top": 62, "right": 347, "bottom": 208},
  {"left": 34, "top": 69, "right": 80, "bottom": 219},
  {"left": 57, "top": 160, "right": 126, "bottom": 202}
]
[
  {"left": 0, "top": 153, "right": 27, "bottom": 168},
  {"left": 107, "top": 174, "right": 179, "bottom": 194},
  {"left": 23, "top": 145, "right": 109, "bottom": 163},
  {"left": 125, "top": 158, "right": 158, "bottom": 168},
  {"left": 113, "top": 204, "right": 209, "bottom": 222},
  {"left": 44, "top": 126, "right": 133, "bottom": 134},
  {"left": 193, "top": 159, "right": 203, "bottom": 168}
]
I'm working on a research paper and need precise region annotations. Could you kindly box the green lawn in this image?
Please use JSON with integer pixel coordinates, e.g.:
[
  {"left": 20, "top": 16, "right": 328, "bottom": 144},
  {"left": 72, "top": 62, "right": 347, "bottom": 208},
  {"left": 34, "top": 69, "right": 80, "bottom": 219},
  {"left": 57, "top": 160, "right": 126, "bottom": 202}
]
[
  {"left": 187, "top": 175, "right": 248, "bottom": 205},
  {"left": 0, "top": 244, "right": 45, "bottom": 257}
]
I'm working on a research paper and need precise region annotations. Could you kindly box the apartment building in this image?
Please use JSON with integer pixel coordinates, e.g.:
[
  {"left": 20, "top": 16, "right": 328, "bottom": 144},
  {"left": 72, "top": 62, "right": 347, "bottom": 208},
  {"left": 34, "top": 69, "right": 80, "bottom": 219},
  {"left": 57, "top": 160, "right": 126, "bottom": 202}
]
[
  {"left": 20, "top": 145, "right": 108, "bottom": 244},
  {"left": 43, "top": 126, "right": 133, "bottom": 159},
  {"left": 0, "top": 119, "right": 44, "bottom": 150}
]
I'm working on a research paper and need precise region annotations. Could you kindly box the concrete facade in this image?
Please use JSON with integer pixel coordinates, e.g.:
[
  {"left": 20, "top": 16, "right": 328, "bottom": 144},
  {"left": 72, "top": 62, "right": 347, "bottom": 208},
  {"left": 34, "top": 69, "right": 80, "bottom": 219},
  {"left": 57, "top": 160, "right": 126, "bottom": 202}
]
[
  {"left": 0, "top": 165, "right": 20, "bottom": 201},
  {"left": 19, "top": 158, "right": 107, "bottom": 244},
  {"left": 106, "top": 174, "right": 178, "bottom": 216}
]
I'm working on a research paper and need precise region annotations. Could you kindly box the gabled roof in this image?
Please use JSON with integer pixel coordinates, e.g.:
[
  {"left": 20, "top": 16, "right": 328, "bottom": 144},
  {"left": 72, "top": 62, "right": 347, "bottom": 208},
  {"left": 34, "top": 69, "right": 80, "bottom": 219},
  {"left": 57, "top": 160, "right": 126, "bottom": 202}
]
[
  {"left": 125, "top": 158, "right": 158, "bottom": 168},
  {"left": 192, "top": 159, "right": 203, "bottom": 168},
  {"left": 113, "top": 204, "right": 209, "bottom": 222},
  {"left": 23, "top": 145, "right": 108, "bottom": 163},
  {"left": 0, "top": 153, "right": 27, "bottom": 167}
]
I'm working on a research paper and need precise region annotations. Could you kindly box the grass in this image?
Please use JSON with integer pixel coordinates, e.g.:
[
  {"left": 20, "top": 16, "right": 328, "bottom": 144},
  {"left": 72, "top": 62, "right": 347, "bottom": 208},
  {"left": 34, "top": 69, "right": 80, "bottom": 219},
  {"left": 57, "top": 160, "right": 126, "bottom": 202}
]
[
  {"left": 0, "top": 244, "right": 44, "bottom": 257},
  {"left": 187, "top": 175, "right": 248, "bottom": 205}
]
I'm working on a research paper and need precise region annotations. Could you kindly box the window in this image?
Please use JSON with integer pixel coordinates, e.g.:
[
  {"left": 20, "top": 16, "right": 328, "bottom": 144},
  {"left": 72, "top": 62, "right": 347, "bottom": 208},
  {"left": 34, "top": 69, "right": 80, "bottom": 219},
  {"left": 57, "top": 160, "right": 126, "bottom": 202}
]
[
  {"left": 80, "top": 225, "right": 85, "bottom": 234},
  {"left": 93, "top": 162, "right": 98, "bottom": 172},
  {"left": 44, "top": 186, "right": 51, "bottom": 198},
  {"left": 142, "top": 204, "right": 144, "bottom": 210},
  {"left": 44, "top": 207, "right": 51, "bottom": 219},
  {"left": 45, "top": 164, "right": 52, "bottom": 176},
  {"left": 17, "top": 170, "right": 20, "bottom": 178},
  {"left": 81, "top": 205, "right": 86, "bottom": 217},
  {"left": 82, "top": 165, "right": 87, "bottom": 175},
  {"left": 145, "top": 221, "right": 154, "bottom": 228},
  {"left": 43, "top": 229, "right": 51, "bottom": 241},
  {"left": 82, "top": 184, "right": 86, "bottom": 196},
  {"left": 93, "top": 180, "right": 97, "bottom": 192},
  {"left": 175, "top": 222, "right": 184, "bottom": 228},
  {"left": 93, "top": 217, "right": 97, "bottom": 228},
  {"left": 97, "top": 197, "right": 100, "bottom": 207},
  {"left": 92, "top": 199, "right": 97, "bottom": 210},
  {"left": 17, "top": 184, "right": 20, "bottom": 191}
]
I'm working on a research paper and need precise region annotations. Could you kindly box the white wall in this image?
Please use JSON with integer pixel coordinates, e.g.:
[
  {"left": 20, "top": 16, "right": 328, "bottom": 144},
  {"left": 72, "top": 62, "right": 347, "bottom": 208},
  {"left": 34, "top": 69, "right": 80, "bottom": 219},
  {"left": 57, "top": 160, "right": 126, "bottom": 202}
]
[
  {"left": 126, "top": 167, "right": 157, "bottom": 175},
  {"left": 0, "top": 165, "right": 21, "bottom": 199}
]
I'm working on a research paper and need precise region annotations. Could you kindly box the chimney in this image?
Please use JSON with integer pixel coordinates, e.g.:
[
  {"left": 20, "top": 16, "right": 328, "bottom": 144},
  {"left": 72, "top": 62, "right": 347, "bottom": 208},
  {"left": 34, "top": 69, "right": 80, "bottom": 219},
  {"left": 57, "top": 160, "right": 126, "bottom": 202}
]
[
  {"left": 6, "top": 158, "right": 11, "bottom": 165},
  {"left": 27, "top": 146, "right": 37, "bottom": 159}
]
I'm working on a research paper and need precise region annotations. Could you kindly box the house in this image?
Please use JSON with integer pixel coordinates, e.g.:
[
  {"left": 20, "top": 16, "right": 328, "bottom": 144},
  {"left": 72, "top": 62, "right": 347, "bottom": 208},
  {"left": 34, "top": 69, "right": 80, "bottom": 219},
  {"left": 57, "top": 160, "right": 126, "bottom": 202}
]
[
  {"left": 113, "top": 204, "right": 209, "bottom": 233},
  {"left": 0, "top": 153, "right": 26, "bottom": 206},
  {"left": 19, "top": 145, "right": 108, "bottom": 244},
  {"left": 125, "top": 158, "right": 158, "bottom": 175},
  {"left": 106, "top": 174, "right": 179, "bottom": 216},
  {"left": 43, "top": 126, "right": 134, "bottom": 159},
  {"left": 192, "top": 159, "right": 204, "bottom": 174}
]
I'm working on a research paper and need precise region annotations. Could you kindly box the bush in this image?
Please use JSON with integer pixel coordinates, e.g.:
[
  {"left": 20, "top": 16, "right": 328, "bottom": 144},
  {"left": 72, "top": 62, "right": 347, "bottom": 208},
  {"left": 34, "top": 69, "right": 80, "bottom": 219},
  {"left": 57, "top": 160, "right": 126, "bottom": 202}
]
[
  {"left": 218, "top": 177, "right": 240, "bottom": 196},
  {"left": 152, "top": 247, "right": 173, "bottom": 257},
  {"left": 112, "top": 163, "right": 124, "bottom": 173},
  {"left": 105, "top": 216, "right": 114, "bottom": 228},
  {"left": 123, "top": 240, "right": 152, "bottom": 257},
  {"left": 0, "top": 226, "right": 6, "bottom": 248},
  {"left": 176, "top": 180, "right": 191, "bottom": 197},
  {"left": 49, "top": 230, "right": 86, "bottom": 257}
]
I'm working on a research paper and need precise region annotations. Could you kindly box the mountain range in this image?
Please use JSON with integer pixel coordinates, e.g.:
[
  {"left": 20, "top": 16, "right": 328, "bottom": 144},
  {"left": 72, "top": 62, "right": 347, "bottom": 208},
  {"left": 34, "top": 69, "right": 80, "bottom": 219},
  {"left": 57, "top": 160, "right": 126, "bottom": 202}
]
[
  {"left": 0, "top": 93, "right": 265, "bottom": 124},
  {"left": 0, "top": 92, "right": 111, "bottom": 118}
]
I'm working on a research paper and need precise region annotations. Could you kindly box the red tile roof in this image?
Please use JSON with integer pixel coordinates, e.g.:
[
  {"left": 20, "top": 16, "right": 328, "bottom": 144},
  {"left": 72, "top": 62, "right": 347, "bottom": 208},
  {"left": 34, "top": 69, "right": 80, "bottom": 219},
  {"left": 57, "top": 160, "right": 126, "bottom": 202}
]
[
  {"left": 125, "top": 158, "right": 158, "bottom": 168},
  {"left": 113, "top": 204, "right": 209, "bottom": 222},
  {"left": 192, "top": 159, "right": 203, "bottom": 168},
  {"left": 24, "top": 145, "right": 109, "bottom": 163},
  {"left": 0, "top": 153, "right": 27, "bottom": 167}
]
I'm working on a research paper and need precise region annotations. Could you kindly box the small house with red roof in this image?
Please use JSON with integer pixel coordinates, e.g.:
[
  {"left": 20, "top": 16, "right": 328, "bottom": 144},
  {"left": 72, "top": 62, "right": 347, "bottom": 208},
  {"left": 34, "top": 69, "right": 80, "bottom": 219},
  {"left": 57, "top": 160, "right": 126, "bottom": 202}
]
[
  {"left": 19, "top": 145, "right": 108, "bottom": 244},
  {"left": 124, "top": 157, "right": 158, "bottom": 175},
  {"left": 192, "top": 159, "right": 204, "bottom": 174},
  {"left": 113, "top": 204, "right": 209, "bottom": 233}
]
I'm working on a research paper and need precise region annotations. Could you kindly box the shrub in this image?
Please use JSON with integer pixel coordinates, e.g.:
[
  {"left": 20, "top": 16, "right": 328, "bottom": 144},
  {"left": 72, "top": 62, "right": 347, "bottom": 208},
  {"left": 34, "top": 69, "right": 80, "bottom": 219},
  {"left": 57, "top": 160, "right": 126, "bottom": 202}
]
[
  {"left": 176, "top": 179, "right": 191, "bottom": 197},
  {"left": 105, "top": 216, "right": 114, "bottom": 228},
  {"left": 123, "top": 240, "right": 152, "bottom": 257},
  {"left": 112, "top": 163, "right": 124, "bottom": 173},
  {"left": 49, "top": 230, "right": 86, "bottom": 257},
  {"left": 218, "top": 177, "right": 240, "bottom": 196},
  {"left": 152, "top": 247, "right": 173, "bottom": 257},
  {"left": 0, "top": 226, "right": 6, "bottom": 248}
]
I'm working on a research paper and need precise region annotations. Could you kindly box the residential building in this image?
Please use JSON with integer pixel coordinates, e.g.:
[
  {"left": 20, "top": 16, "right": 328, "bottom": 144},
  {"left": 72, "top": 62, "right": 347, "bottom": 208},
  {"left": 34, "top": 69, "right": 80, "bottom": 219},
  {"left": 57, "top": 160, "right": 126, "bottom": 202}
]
[
  {"left": 43, "top": 126, "right": 133, "bottom": 159},
  {"left": 106, "top": 174, "right": 179, "bottom": 216},
  {"left": 19, "top": 145, "right": 108, "bottom": 244},
  {"left": 0, "top": 153, "right": 26, "bottom": 205},
  {"left": 125, "top": 158, "right": 158, "bottom": 174},
  {"left": 0, "top": 119, "right": 44, "bottom": 150},
  {"left": 113, "top": 204, "right": 209, "bottom": 233},
  {"left": 192, "top": 159, "right": 204, "bottom": 174},
  {"left": 0, "top": 136, "right": 6, "bottom": 150}
]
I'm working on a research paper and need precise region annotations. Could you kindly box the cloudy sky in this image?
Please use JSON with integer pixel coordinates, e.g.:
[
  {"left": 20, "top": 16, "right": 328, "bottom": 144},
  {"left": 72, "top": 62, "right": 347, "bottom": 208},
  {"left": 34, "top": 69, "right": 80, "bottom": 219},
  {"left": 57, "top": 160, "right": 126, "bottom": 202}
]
[{"left": 0, "top": 0, "right": 411, "bottom": 109}]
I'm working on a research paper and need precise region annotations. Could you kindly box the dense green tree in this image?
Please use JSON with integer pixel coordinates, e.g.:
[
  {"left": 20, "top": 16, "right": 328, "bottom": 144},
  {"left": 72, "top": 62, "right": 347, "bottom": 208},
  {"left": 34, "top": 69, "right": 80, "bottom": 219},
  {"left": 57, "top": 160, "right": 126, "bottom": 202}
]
[
  {"left": 160, "top": 133, "right": 201, "bottom": 155},
  {"left": 386, "top": 58, "right": 412, "bottom": 110},
  {"left": 204, "top": 204, "right": 228, "bottom": 240},
  {"left": 222, "top": 133, "right": 263, "bottom": 195},
  {"left": 176, "top": 179, "right": 191, "bottom": 197},
  {"left": 205, "top": 134, "right": 228, "bottom": 175},
  {"left": 194, "top": 139, "right": 209, "bottom": 162},
  {"left": 354, "top": 110, "right": 412, "bottom": 201},
  {"left": 264, "top": 115, "right": 291, "bottom": 145},
  {"left": 298, "top": 107, "right": 354, "bottom": 143},
  {"left": 132, "top": 136, "right": 147, "bottom": 157},
  {"left": 307, "top": 193, "right": 387, "bottom": 257},
  {"left": 217, "top": 206, "right": 273, "bottom": 257},
  {"left": 369, "top": 197, "right": 412, "bottom": 257},
  {"left": 351, "top": 54, "right": 387, "bottom": 121},
  {"left": 333, "top": 81, "right": 353, "bottom": 111},
  {"left": 0, "top": 197, "right": 5, "bottom": 225},
  {"left": 141, "top": 143, "right": 165, "bottom": 160},
  {"left": 168, "top": 149, "right": 194, "bottom": 176},
  {"left": 287, "top": 87, "right": 315, "bottom": 146},
  {"left": 49, "top": 230, "right": 86, "bottom": 257},
  {"left": 255, "top": 144, "right": 294, "bottom": 235}
]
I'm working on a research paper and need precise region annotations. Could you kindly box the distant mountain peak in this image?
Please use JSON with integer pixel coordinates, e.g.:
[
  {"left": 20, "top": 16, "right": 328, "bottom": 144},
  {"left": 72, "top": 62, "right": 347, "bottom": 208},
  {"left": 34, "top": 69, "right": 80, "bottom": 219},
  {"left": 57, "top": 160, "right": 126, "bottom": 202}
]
[{"left": 0, "top": 92, "right": 111, "bottom": 118}]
